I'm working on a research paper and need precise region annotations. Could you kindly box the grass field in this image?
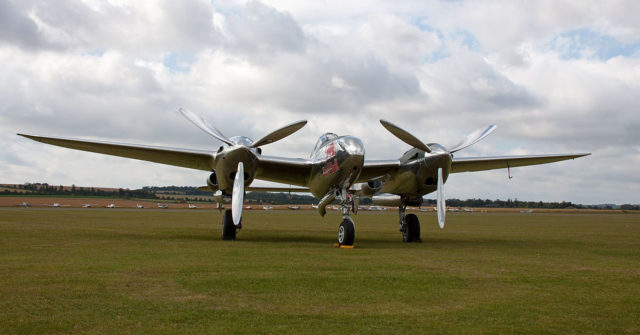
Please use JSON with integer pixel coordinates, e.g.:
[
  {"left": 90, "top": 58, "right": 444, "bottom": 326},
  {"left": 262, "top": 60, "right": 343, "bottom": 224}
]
[{"left": 1, "top": 209, "right": 639, "bottom": 334}]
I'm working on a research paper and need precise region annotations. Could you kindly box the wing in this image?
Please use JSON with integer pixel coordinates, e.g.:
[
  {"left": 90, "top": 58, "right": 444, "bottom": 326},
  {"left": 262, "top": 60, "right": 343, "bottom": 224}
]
[
  {"left": 254, "top": 155, "right": 313, "bottom": 187},
  {"left": 18, "top": 134, "right": 215, "bottom": 171},
  {"left": 356, "top": 159, "right": 400, "bottom": 182},
  {"left": 451, "top": 153, "right": 590, "bottom": 173}
]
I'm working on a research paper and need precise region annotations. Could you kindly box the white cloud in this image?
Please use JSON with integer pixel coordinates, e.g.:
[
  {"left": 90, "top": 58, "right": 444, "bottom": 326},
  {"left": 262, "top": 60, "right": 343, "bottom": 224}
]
[{"left": 1, "top": 0, "right": 638, "bottom": 204}]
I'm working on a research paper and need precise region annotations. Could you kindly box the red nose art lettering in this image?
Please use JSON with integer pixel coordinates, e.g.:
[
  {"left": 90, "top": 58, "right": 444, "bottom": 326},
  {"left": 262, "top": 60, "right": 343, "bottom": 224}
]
[
  {"left": 322, "top": 142, "right": 340, "bottom": 176},
  {"left": 322, "top": 158, "right": 339, "bottom": 176},
  {"left": 326, "top": 142, "right": 335, "bottom": 159}
]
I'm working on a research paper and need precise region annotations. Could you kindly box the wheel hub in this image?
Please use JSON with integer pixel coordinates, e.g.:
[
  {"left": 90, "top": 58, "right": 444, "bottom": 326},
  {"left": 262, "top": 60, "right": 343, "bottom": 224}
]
[{"left": 338, "top": 226, "right": 345, "bottom": 243}]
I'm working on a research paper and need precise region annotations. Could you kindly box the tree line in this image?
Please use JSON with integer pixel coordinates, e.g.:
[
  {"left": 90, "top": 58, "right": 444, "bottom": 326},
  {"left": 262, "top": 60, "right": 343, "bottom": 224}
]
[{"left": 2, "top": 183, "right": 637, "bottom": 209}]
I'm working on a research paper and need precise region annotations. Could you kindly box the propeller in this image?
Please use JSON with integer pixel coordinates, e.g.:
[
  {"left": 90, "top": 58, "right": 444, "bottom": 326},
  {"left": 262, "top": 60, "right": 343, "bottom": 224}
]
[
  {"left": 179, "top": 107, "right": 232, "bottom": 145},
  {"left": 179, "top": 107, "right": 307, "bottom": 148},
  {"left": 380, "top": 120, "right": 496, "bottom": 155},
  {"left": 251, "top": 120, "right": 308, "bottom": 148},
  {"left": 448, "top": 124, "right": 497, "bottom": 153},
  {"left": 179, "top": 108, "right": 306, "bottom": 228},
  {"left": 380, "top": 120, "right": 431, "bottom": 153},
  {"left": 380, "top": 120, "right": 496, "bottom": 230},
  {"left": 231, "top": 162, "right": 244, "bottom": 225},
  {"left": 437, "top": 167, "right": 445, "bottom": 229}
]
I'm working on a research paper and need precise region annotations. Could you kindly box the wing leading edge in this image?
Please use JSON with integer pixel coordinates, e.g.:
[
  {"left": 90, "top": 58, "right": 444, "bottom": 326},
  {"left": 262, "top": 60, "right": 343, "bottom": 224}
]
[
  {"left": 18, "top": 133, "right": 315, "bottom": 187},
  {"left": 450, "top": 153, "right": 590, "bottom": 173},
  {"left": 18, "top": 134, "right": 216, "bottom": 171}
]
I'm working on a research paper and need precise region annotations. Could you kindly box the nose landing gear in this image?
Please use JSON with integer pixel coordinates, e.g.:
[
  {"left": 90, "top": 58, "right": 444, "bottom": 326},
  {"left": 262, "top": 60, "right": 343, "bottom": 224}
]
[{"left": 336, "top": 188, "right": 356, "bottom": 246}]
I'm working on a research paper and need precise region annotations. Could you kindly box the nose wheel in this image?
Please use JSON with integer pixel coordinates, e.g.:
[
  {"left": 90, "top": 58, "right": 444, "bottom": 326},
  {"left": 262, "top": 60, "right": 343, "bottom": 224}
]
[{"left": 337, "top": 217, "right": 355, "bottom": 246}]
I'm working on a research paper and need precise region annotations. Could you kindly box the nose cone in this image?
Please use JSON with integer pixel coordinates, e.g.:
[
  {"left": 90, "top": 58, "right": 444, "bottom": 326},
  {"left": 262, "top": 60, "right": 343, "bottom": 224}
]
[{"left": 340, "top": 136, "right": 365, "bottom": 157}]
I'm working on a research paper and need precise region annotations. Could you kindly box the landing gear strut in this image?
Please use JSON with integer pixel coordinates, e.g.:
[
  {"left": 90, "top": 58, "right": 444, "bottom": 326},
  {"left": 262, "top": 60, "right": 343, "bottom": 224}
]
[
  {"left": 399, "top": 205, "right": 421, "bottom": 243},
  {"left": 222, "top": 209, "right": 241, "bottom": 240},
  {"left": 336, "top": 188, "right": 356, "bottom": 246}
]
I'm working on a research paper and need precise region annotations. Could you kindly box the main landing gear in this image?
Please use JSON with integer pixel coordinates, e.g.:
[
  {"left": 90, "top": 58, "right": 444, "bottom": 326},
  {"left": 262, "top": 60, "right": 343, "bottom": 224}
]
[
  {"left": 399, "top": 205, "right": 421, "bottom": 243},
  {"left": 221, "top": 209, "right": 241, "bottom": 240},
  {"left": 336, "top": 188, "right": 356, "bottom": 246}
]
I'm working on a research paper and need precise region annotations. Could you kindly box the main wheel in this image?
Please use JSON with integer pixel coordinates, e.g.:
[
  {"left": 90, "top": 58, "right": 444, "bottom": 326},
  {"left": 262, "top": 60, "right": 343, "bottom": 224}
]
[
  {"left": 337, "top": 218, "right": 355, "bottom": 246},
  {"left": 221, "top": 209, "right": 236, "bottom": 241},
  {"left": 402, "top": 214, "right": 421, "bottom": 243}
]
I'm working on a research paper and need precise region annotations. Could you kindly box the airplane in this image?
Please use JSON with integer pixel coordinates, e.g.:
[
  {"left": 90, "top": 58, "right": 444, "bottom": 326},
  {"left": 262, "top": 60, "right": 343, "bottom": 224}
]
[
  {"left": 106, "top": 204, "right": 116, "bottom": 208},
  {"left": 46, "top": 202, "right": 70, "bottom": 208},
  {"left": 82, "top": 203, "right": 94, "bottom": 208},
  {"left": 287, "top": 205, "right": 301, "bottom": 210},
  {"left": 17, "top": 201, "right": 30, "bottom": 207},
  {"left": 136, "top": 204, "right": 145, "bottom": 209},
  {"left": 157, "top": 203, "right": 169, "bottom": 209},
  {"left": 188, "top": 204, "right": 198, "bottom": 209},
  {"left": 18, "top": 109, "right": 589, "bottom": 246},
  {"left": 262, "top": 205, "right": 273, "bottom": 211}
]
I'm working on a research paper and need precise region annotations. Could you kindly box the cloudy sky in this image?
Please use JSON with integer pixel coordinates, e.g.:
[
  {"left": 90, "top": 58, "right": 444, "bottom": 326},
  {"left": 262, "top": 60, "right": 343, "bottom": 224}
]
[{"left": 1, "top": 0, "right": 638, "bottom": 204}]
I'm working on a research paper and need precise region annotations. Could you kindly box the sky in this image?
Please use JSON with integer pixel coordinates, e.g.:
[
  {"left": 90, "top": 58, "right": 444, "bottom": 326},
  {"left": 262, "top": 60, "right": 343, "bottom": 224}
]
[{"left": 1, "top": 0, "right": 638, "bottom": 205}]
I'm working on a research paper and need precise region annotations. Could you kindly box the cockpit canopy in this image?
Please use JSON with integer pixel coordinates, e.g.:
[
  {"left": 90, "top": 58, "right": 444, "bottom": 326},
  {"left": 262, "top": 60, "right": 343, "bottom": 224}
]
[{"left": 313, "top": 133, "right": 338, "bottom": 154}]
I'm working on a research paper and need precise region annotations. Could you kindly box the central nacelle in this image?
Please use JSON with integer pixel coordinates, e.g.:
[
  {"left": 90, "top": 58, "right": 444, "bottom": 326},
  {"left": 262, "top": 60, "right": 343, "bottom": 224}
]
[{"left": 308, "top": 135, "right": 365, "bottom": 199}]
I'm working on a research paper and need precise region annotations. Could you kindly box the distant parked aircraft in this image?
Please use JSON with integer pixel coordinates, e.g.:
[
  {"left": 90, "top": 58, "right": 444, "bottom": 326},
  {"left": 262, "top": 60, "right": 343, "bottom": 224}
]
[{"left": 46, "top": 202, "right": 70, "bottom": 208}]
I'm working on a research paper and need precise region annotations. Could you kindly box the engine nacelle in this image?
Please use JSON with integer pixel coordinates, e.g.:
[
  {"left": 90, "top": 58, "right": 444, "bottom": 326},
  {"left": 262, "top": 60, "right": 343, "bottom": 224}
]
[
  {"left": 206, "top": 171, "right": 219, "bottom": 192},
  {"left": 353, "top": 180, "right": 383, "bottom": 197}
]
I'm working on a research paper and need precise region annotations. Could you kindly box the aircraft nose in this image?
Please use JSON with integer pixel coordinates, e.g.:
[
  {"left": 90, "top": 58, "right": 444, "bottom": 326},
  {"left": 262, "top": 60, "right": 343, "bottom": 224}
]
[{"left": 340, "top": 136, "right": 365, "bottom": 157}]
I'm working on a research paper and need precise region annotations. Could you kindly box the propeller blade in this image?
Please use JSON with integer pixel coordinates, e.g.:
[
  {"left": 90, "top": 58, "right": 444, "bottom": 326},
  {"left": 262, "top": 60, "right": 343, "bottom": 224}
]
[
  {"left": 437, "top": 168, "right": 446, "bottom": 229},
  {"left": 449, "top": 124, "right": 497, "bottom": 153},
  {"left": 178, "top": 108, "right": 232, "bottom": 146},
  {"left": 380, "top": 120, "right": 431, "bottom": 153},
  {"left": 251, "top": 120, "right": 307, "bottom": 148},
  {"left": 231, "top": 162, "right": 244, "bottom": 226}
]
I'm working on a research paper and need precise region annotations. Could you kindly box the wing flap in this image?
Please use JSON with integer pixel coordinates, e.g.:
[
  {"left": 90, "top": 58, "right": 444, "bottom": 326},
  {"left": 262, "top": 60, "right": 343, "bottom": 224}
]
[
  {"left": 451, "top": 153, "right": 590, "bottom": 173},
  {"left": 18, "top": 134, "right": 215, "bottom": 171}
]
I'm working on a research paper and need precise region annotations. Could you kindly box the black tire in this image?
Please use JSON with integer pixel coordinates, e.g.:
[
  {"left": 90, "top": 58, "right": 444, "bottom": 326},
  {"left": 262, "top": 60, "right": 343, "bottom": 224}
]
[
  {"left": 403, "top": 214, "right": 421, "bottom": 243},
  {"left": 222, "top": 209, "right": 236, "bottom": 241},
  {"left": 337, "top": 219, "right": 355, "bottom": 246}
]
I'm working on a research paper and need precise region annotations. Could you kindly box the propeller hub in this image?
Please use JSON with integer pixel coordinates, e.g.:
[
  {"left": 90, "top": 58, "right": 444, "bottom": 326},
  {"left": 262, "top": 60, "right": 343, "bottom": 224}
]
[{"left": 229, "top": 136, "right": 254, "bottom": 147}]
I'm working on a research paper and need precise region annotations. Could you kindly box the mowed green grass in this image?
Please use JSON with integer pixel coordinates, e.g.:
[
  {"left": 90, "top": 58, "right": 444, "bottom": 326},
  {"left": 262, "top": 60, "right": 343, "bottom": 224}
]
[{"left": 1, "top": 209, "right": 639, "bottom": 334}]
